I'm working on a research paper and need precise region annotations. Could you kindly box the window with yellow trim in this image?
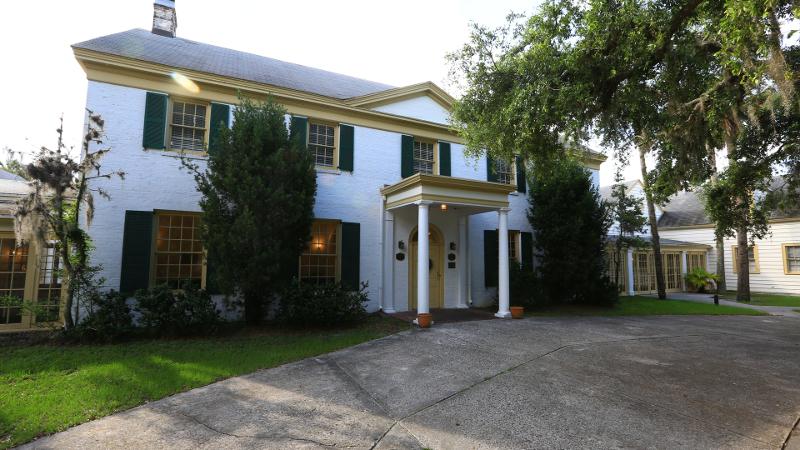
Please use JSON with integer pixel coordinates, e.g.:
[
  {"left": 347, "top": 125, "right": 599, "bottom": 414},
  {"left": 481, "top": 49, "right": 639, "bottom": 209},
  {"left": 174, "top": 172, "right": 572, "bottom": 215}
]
[
  {"left": 36, "top": 243, "right": 63, "bottom": 323},
  {"left": 308, "top": 122, "right": 337, "bottom": 168},
  {"left": 508, "top": 230, "right": 520, "bottom": 262},
  {"left": 687, "top": 251, "right": 706, "bottom": 272},
  {"left": 299, "top": 221, "right": 339, "bottom": 284},
  {"left": 169, "top": 100, "right": 208, "bottom": 152},
  {"left": 732, "top": 245, "right": 760, "bottom": 274},
  {"left": 783, "top": 244, "right": 800, "bottom": 274},
  {"left": 154, "top": 212, "right": 204, "bottom": 289},
  {"left": 413, "top": 140, "right": 436, "bottom": 175},
  {"left": 0, "top": 239, "right": 28, "bottom": 325}
]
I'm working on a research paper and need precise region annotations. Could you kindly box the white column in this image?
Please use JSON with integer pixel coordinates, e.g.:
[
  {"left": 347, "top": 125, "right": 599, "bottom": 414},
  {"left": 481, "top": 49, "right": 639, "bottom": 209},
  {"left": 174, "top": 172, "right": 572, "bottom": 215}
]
[
  {"left": 496, "top": 208, "right": 511, "bottom": 318},
  {"left": 626, "top": 248, "right": 635, "bottom": 296},
  {"left": 382, "top": 210, "right": 395, "bottom": 313},
  {"left": 681, "top": 250, "right": 688, "bottom": 291},
  {"left": 417, "top": 201, "right": 431, "bottom": 315},
  {"left": 457, "top": 215, "right": 469, "bottom": 309}
]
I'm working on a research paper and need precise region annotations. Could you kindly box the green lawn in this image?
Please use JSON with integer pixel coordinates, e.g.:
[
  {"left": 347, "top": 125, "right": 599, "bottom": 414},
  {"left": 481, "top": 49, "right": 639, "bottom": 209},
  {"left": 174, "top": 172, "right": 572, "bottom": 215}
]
[
  {"left": 721, "top": 291, "right": 800, "bottom": 307},
  {"left": 527, "top": 295, "right": 767, "bottom": 317},
  {"left": 0, "top": 316, "right": 408, "bottom": 449}
]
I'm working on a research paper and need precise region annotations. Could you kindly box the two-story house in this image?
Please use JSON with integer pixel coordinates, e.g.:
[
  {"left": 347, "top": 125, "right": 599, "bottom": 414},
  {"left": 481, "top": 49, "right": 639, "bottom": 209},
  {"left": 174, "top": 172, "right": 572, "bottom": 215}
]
[{"left": 66, "top": 0, "right": 605, "bottom": 325}]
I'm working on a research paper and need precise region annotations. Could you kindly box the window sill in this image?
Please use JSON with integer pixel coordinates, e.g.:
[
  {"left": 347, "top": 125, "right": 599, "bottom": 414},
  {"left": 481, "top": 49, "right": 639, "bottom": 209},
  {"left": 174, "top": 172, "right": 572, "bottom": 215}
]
[{"left": 316, "top": 167, "right": 341, "bottom": 175}]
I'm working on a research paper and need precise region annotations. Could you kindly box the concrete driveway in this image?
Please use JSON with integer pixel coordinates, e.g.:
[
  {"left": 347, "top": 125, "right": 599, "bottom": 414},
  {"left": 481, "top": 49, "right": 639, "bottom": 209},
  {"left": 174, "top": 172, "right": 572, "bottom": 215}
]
[{"left": 22, "top": 315, "right": 800, "bottom": 449}]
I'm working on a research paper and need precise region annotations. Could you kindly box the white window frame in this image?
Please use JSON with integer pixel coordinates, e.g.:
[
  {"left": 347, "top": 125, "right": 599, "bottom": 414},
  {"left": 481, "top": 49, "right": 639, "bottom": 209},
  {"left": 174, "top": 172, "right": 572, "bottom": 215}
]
[
  {"left": 307, "top": 120, "right": 339, "bottom": 169},
  {"left": 168, "top": 98, "right": 211, "bottom": 154}
]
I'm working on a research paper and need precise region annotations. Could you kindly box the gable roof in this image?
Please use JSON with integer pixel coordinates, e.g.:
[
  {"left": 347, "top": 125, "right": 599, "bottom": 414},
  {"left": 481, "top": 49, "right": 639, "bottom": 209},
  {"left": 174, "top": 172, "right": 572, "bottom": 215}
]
[
  {"left": 657, "top": 177, "right": 800, "bottom": 228},
  {"left": 347, "top": 82, "right": 456, "bottom": 109},
  {"left": 72, "top": 29, "right": 395, "bottom": 100},
  {"left": 599, "top": 179, "right": 643, "bottom": 202}
]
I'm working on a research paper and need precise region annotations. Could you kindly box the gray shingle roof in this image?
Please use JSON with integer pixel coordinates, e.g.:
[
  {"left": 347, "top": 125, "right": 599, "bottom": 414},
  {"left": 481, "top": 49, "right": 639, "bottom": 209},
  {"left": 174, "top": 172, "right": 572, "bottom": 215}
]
[
  {"left": 606, "top": 235, "right": 711, "bottom": 248},
  {"left": 657, "top": 177, "right": 800, "bottom": 228},
  {"left": 73, "top": 29, "right": 395, "bottom": 100}
]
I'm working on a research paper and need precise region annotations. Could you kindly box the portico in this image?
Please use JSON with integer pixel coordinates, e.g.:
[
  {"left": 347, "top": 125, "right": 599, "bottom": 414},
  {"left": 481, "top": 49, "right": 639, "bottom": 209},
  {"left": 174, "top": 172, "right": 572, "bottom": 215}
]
[{"left": 380, "top": 173, "right": 516, "bottom": 323}]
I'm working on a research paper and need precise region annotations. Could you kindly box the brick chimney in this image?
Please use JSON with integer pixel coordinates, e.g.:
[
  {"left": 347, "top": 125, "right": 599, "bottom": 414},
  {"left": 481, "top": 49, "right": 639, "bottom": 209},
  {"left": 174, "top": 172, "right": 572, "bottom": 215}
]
[{"left": 152, "top": 0, "right": 177, "bottom": 38}]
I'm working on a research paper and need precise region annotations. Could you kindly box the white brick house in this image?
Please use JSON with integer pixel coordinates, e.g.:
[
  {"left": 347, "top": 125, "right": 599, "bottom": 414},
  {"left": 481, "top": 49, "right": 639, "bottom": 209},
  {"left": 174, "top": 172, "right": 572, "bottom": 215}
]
[{"left": 65, "top": 0, "right": 605, "bottom": 323}]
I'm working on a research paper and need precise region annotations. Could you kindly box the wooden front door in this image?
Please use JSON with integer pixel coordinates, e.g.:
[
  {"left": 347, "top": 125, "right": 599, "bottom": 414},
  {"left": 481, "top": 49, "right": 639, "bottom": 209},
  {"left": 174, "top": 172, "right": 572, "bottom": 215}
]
[{"left": 409, "top": 226, "right": 444, "bottom": 310}]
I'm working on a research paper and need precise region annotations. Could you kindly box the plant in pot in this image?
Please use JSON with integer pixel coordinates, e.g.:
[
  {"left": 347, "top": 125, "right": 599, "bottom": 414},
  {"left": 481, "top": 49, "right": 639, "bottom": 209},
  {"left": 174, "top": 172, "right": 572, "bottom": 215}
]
[
  {"left": 510, "top": 304, "right": 525, "bottom": 319},
  {"left": 417, "top": 312, "right": 432, "bottom": 328},
  {"left": 685, "top": 267, "right": 719, "bottom": 293}
]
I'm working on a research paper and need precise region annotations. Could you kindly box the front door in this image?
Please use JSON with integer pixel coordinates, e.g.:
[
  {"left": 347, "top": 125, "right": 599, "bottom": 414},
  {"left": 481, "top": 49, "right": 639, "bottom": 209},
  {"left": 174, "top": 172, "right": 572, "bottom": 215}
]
[{"left": 409, "top": 226, "right": 444, "bottom": 310}]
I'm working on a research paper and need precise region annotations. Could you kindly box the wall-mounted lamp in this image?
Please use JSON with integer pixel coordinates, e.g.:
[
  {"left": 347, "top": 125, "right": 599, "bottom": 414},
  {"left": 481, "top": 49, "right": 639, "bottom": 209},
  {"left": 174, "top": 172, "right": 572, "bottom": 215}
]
[
  {"left": 398, "top": 240, "right": 405, "bottom": 250},
  {"left": 440, "top": 204, "right": 448, "bottom": 211},
  {"left": 449, "top": 242, "right": 456, "bottom": 251}
]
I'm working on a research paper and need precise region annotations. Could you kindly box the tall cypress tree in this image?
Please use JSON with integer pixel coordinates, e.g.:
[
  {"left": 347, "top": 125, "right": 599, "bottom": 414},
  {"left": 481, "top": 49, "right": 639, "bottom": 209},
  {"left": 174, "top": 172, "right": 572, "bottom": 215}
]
[{"left": 193, "top": 97, "right": 316, "bottom": 324}]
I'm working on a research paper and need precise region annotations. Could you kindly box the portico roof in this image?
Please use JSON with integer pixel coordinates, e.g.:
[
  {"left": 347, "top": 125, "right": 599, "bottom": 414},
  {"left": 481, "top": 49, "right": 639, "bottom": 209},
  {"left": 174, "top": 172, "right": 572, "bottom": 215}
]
[{"left": 380, "top": 173, "right": 515, "bottom": 210}]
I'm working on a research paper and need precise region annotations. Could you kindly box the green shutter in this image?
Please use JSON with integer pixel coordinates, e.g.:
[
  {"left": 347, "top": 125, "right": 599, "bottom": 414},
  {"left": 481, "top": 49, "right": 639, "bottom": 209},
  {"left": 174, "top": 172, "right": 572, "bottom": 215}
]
[
  {"left": 120, "top": 211, "right": 153, "bottom": 294},
  {"left": 439, "top": 142, "right": 451, "bottom": 176},
  {"left": 515, "top": 156, "right": 527, "bottom": 193},
  {"left": 486, "top": 157, "right": 498, "bottom": 182},
  {"left": 339, "top": 124, "right": 355, "bottom": 172},
  {"left": 401, "top": 135, "right": 414, "bottom": 178},
  {"left": 341, "top": 222, "right": 360, "bottom": 290},
  {"left": 143, "top": 92, "right": 167, "bottom": 149},
  {"left": 484, "top": 229, "right": 498, "bottom": 287},
  {"left": 521, "top": 231, "right": 533, "bottom": 269},
  {"left": 208, "top": 103, "right": 230, "bottom": 156},
  {"left": 290, "top": 116, "right": 308, "bottom": 149},
  {"left": 204, "top": 247, "right": 221, "bottom": 295}
]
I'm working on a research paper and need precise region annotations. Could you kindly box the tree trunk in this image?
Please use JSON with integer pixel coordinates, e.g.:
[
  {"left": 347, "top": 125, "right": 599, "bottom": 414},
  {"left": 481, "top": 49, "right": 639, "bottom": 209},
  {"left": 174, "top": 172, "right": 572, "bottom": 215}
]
[
  {"left": 706, "top": 142, "right": 726, "bottom": 293},
  {"left": 639, "top": 146, "right": 666, "bottom": 299},
  {"left": 735, "top": 225, "right": 751, "bottom": 302}
]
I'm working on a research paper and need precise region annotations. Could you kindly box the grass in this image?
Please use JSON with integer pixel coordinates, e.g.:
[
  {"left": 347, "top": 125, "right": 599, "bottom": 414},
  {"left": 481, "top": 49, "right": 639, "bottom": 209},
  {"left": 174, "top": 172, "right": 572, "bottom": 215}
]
[
  {"left": 721, "top": 291, "right": 800, "bottom": 307},
  {"left": 0, "top": 315, "right": 408, "bottom": 449},
  {"left": 527, "top": 295, "right": 767, "bottom": 317}
]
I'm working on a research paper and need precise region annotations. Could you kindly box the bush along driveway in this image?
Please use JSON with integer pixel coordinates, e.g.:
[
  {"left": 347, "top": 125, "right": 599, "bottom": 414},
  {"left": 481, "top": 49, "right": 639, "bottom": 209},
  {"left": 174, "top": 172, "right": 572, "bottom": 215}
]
[
  {"left": 16, "top": 315, "right": 800, "bottom": 449},
  {"left": 526, "top": 295, "right": 767, "bottom": 317},
  {"left": 0, "top": 316, "right": 408, "bottom": 449}
]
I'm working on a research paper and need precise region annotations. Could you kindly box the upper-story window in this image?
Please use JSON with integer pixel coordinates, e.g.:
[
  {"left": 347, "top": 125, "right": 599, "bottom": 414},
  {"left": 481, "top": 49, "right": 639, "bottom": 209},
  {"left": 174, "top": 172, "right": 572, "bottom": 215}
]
[
  {"left": 494, "top": 159, "right": 515, "bottom": 185},
  {"left": 413, "top": 140, "right": 435, "bottom": 175},
  {"left": 170, "top": 101, "right": 208, "bottom": 152},
  {"left": 308, "top": 122, "right": 337, "bottom": 168}
]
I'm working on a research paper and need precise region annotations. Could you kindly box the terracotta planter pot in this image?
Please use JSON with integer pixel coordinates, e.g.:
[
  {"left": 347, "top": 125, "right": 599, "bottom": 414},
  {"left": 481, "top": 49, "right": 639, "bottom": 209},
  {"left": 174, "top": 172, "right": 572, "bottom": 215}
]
[
  {"left": 510, "top": 306, "right": 525, "bottom": 319},
  {"left": 417, "top": 313, "right": 432, "bottom": 328}
]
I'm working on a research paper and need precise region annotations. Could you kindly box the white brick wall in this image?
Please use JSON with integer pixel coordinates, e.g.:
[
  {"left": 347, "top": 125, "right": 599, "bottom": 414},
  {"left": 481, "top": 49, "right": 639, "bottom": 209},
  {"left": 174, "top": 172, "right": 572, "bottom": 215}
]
[{"left": 84, "top": 81, "right": 602, "bottom": 314}]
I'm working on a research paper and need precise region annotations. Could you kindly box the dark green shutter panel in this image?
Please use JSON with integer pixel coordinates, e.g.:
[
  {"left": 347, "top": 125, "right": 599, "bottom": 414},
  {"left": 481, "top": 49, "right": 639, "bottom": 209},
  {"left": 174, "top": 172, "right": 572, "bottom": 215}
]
[
  {"left": 486, "top": 157, "right": 498, "bottom": 182},
  {"left": 208, "top": 103, "right": 230, "bottom": 156},
  {"left": 401, "top": 135, "right": 414, "bottom": 178},
  {"left": 204, "top": 248, "right": 221, "bottom": 295},
  {"left": 142, "top": 92, "right": 167, "bottom": 149},
  {"left": 515, "top": 156, "right": 527, "bottom": 193},
  {"left": 290, "top": 116, "right": 308, "bottom": 149},
  {"left": 341, "top": 222, "right": 360, "bottom": 290},
  {"left": 120, "top": 211, "right": 153, "bottom": 294},
  {"left": 521, "top": 232, "right": 533, "bottom": 269},
  {"left": 339, "top": 124, "right": 355, "bottom": 172},
  {"left": 484, "top": 229, "right": 498, "bottom": 287},
  {"left": 439, "top": 142, "right": 451, "bottom": 176}
]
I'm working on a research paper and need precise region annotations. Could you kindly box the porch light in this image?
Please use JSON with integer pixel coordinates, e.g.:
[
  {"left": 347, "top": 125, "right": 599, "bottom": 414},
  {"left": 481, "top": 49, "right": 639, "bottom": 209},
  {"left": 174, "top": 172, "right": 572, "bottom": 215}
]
[
  {"left": 171, "top": 72, "right": 200, "bottom": 93},
  {"left": 440, "top": 204, "right": 448, "bottom": 211}
]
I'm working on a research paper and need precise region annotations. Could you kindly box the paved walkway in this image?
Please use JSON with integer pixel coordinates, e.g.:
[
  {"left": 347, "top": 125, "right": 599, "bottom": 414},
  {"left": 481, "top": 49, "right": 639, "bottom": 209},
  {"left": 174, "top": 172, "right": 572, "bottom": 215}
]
[
  {"left": 663, "top": 292, "right": 800, "bottom": 317},
  {"left": 22, "top": 316, "right": 800, "bottom": 449}
]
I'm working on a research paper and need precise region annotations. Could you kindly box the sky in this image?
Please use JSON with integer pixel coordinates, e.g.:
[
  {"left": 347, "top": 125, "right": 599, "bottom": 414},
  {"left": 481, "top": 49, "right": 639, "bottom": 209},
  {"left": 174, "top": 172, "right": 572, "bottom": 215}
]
[{"left": 0, "top": 0, "right": 637, "bottom": 186}]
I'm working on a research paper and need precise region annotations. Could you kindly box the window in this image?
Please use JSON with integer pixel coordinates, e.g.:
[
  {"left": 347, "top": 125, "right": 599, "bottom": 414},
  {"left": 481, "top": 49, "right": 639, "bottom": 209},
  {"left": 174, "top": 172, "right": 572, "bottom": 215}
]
[
  {"left": 170, "top": 100, "right": 208, "bottom": 152},
  {"left": 508, "top": 231, "right": 520, "bottom": 262},
  {"left": 687, "top": 252, "right": 706, "bottom": 272},
  {"left": 36, "top": 243, "right": 62, "bottom": 323},
  {"left": 0, "top": 239, "right": 28, "bottom": 325},
  {"left": 732, "top": 245, "right": 760, "bottom": 274},
  {"left": 299, "top": 221, "right": 339, "bottom": 284},
  {"left": 784, "top": 244, "right": 800, "bottom": 275},
  {"left": 154, "top": 212, "right": 204, "bottom": 289},
  {"left": 308, "top": 122, "right": 336, "bottom": 167},
  {"left": 413, "top": 140, "right": 435, "bottom": 175},
  {"left": 494, "top": 159, "right": 515, "bottom": 185}
]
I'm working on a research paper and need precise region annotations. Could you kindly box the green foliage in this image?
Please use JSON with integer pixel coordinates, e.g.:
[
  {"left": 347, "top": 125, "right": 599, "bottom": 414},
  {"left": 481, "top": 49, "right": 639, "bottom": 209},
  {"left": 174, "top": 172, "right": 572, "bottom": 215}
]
[
  {"left": 527, "top": 160, "right": 617, "bottom": 307},
  {"left": 607, "top": 179, "right": 649, "bottom": 289},
  {"left": 68, "top": 290, "right": 133, "bottom": 342},
  {"left": 189, "top": 97, "right": 317, "bottom": 324},
  {"left": 509, "top": 262, "right": 545, "bottom": 308},
  {"left": 685, "top": 267, "right": 719, "bottom": 293},
  {"left": 528, "top": 296, "right": 766, "bottom": 316},
  {"left": 134, "top": 285, "right": 221, "bottom": 335},
  {"left": 277, "top": 281, "right": 368, "bottom": 327}
]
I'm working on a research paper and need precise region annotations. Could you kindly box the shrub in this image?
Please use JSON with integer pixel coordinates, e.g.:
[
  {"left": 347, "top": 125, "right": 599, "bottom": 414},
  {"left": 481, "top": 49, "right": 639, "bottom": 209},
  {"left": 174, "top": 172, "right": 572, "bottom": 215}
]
[
  {"left": 685, "top": 267, "right": 719, "bottom": 293},
  {"left": 134, "top": 285, "right": 221, "bottom": 335},
  {"left": 509, "top": 262, "right": 547, "bottom": 308},
  {"left": 70, "top": 290, "right": 133, "bottom": 342},
  {"left": 278, "top": 281, "right": 368, "bottom": 327}
]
